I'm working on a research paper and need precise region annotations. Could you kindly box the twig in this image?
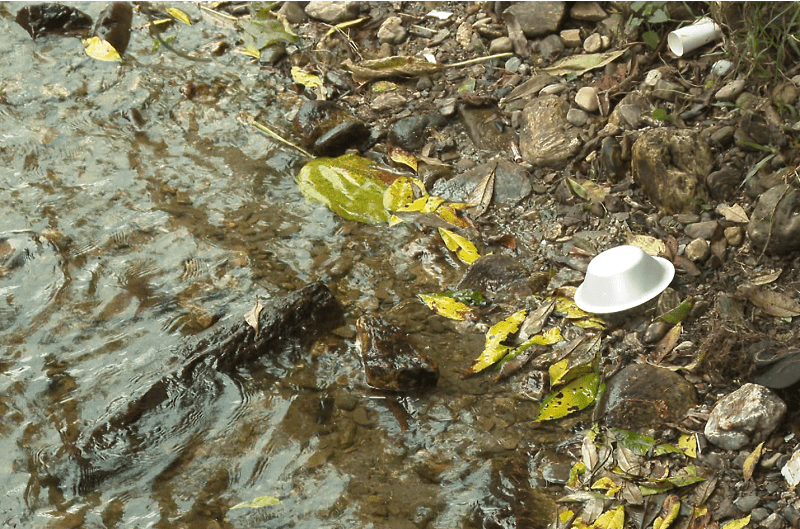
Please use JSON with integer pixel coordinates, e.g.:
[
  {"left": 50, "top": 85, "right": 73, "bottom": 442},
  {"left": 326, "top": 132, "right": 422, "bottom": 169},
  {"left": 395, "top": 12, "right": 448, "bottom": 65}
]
[
  {"left": 444, "top": 52, "right": 514, "bottom": 68},
  {"left": 252, "top": 121, "right": 313, "bottom": 158}
]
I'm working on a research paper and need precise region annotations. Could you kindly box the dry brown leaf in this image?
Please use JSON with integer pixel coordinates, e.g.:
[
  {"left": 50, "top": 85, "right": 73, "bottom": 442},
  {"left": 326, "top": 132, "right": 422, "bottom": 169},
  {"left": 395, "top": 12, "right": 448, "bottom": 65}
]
[
  {"left": 716, "top": 203, "right": 749, "bottom": 223},
  {"left": 653, "top": 323, "right": 681, "bottom": 363},
  {"left": 626, "top": 233, "right": 667, "bottom": 256},
  {"left": 750, "top": 269, "right": 782, "bottom": 285},
  {"left": 741, "top": 284, "right": 800, "bottom": 317},
  {"left": 244, "top": 301, "right": 264, "bottom": 335},
  {"left": 466, "top": 165, "right": 495, "bottom": 217}
]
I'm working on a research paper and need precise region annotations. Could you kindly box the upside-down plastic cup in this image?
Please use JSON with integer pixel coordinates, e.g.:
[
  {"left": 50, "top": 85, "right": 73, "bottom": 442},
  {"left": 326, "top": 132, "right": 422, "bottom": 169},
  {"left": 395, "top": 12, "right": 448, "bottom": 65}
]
[
  {"left": 574, "top": 245, "right": 675, "bottom": 314},
  {"left": 667, "top": 18, "right": 723, "bottom": 57}
]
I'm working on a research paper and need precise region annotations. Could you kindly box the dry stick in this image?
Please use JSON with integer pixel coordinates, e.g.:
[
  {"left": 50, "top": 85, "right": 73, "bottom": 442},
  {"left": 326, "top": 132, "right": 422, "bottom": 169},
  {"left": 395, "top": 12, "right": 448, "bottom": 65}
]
[
  {"left": 757, "top": 184, "right": 791, "bottom": 263},
  {"left": 444, "top": 52, "right": 514, "bottom": 68},
  {"left": 252, "top": 121, "right": 313, "bottom": 158}
]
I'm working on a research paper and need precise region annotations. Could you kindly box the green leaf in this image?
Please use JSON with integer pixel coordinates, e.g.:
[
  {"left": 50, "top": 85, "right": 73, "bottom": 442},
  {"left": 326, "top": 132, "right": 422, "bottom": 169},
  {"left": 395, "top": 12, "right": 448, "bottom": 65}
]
[
  {"left": 542, "top": 49, "right": 626, "bottom": 76},
  {"left": 721, "top": 515, "right": 751, "bottom": 529},
  {"left": 418, "top": 293, "right": 479, "bottom": 321},
  {"left": 652, "top": 108, "right": 668, "bottom": 121},
  {"left": 446, "top": 289, "right": 486, "bottom": 305},
  {"left": 535, "top": 373, "right": 602, "bottom": 421},
  {"left": 231, "top": 495, "right": 281, "bottom": 509},
  {"left": 465, "top": 309, "right": 527, "bottom": 376},
  {"left": 296, "top": 154, "right": 392, "bottom": 224},
  {"left": 659, "top": 299, "right": 694, "bottom": 324},
  {"left": 242, "top": 18, "right": 298, "bottom": 57},
  {"left": 610, "top": 428, "right": 657, "bottom": 457}
]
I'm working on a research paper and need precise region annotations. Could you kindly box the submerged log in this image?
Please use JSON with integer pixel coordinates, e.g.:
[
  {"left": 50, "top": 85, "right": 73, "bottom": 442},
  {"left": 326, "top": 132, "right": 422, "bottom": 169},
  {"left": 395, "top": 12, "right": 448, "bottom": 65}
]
[{"left": 75, "top": 281, "right": 342, "bottom": 489}]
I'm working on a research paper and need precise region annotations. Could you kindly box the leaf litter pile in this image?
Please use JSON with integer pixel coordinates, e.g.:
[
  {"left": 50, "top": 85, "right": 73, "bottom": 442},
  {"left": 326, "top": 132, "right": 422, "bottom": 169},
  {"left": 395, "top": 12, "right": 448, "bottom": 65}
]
[{"left": 20, "top": 1, "right": 800, "bottom": 527}]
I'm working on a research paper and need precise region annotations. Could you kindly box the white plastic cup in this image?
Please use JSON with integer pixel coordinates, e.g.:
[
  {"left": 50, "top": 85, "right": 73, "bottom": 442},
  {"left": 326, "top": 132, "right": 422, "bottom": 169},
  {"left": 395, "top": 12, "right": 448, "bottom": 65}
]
[
  {"left": 574, "top": 245, "right": 675, "bottom": 314},
  {"left": 667, "top": 18, "right": 723, "bottom": 57}
]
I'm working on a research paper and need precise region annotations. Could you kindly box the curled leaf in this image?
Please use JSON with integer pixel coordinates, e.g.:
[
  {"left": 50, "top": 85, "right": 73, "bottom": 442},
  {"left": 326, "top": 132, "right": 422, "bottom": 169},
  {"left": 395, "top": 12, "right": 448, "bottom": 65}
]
[
  {"left": 464, "top": 309, "right": 527, "bottom": 376},
  {"left": 438, "top": 227, "right": 480, "bottom": 264},
  {"left": 343, "top": 55, "right": 444, "bottom": 80},
  {"left": 244, "top": 301, "right": 264, "bottom": 335},
  {"left": 418, "top": 293, "right": 479, "bottom": 321},
  {"left": 743, "top": 441, "right": 764, "bottom": 481},
  {"left": 83, "top": 36, "right": 121, "bottom": 62}
]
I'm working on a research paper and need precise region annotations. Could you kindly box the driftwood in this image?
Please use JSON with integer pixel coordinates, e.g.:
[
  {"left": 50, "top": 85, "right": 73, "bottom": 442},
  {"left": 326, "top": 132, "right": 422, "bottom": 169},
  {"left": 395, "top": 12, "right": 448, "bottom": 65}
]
[{"left": 75, "top": 281, "right": 342, "bottom": 490}]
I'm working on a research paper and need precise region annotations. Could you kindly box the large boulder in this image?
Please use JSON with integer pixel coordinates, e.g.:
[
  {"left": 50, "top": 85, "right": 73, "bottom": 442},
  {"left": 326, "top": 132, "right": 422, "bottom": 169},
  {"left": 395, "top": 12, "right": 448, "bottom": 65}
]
[
  {"left": 631, "top": 128, "right": 713, "bottom": 214},
  {"left": 519, "top": 95, "right": 581, "bottom": 168}
]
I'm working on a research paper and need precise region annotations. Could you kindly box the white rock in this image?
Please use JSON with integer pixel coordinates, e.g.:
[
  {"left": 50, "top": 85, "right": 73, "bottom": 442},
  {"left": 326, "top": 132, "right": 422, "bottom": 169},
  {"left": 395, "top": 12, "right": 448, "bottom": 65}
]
[
  {"left": 704, "top": 383, "right": 786, "bottom": 451},
  {"left": 583, "top": 33, "right": 603, "bottom": 53},
  {"left": 560, "top": 29, "right": 582, "bottom": 48},
  {"left": 304, "top": 1, "right": 359, "bottom": 24},
  {"left": 377, "top": 16, "right": 407, "bottom": 45},
  {"left": 715, "top": 79, "right": 746, "bottom": 101},
  {"left": 575, "top": 86, "right": 599, "bottom": 112},
  {"left": 782, "top": 449, "right": 800, "bottom": 487},
  {"left": 711, "top": 60, "right": 733, "bottom": 77}
]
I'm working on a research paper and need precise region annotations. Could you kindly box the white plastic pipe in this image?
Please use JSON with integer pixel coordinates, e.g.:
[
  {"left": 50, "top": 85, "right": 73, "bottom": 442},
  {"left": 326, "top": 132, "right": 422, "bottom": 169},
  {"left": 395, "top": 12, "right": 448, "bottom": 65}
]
[{"left": 667, "top": 18, "right": 723, "bottom": 57}]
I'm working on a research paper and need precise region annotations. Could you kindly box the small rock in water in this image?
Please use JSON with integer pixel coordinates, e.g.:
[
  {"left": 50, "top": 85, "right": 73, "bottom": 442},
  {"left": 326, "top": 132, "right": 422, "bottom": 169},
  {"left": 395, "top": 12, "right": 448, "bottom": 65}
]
[
  {"left": 704, "top": 383, "right": 786, "bottom": 451},
  {"left": 377, "top": 16, "right": 407, "bottom": 45},
  {"left": 15, "top": 3, "right": 92, "bottom": 39},
  {"left": 575, "top": 87, "right": 599, "bottom": 112},
  {"left": 715, "top": 79, "right": 746, "bottom": 101},
  {"left": 304, "top": 0, "right": 359, "bottom": 23}
]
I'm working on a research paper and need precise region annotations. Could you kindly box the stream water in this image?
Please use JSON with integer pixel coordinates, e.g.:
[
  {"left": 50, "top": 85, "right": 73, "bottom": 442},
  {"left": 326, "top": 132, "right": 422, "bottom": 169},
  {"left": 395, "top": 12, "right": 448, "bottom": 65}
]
[{"left": 0, "top": 4, "right": 576, "bottom": 528}]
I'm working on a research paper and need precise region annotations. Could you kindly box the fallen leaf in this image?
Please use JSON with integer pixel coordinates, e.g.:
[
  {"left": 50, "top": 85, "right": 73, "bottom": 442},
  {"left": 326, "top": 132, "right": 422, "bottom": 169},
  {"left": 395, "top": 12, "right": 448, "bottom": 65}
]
[
  {"left": 653, "top": 495, "right": 681, "bottom": 529},
  {"left": 166, "top": 7, "right": 192, "bottom": 24},
  {"left": 750, "top": 269, "right": 782, "bottom": 285},
  {"left": 716, "top": 203, "right": 749, "bottom": 223},
  {"left": 741, "top": 284, "right": 800, "bottom": 317},
  {"left": 466, "top": 165, "right": 495, "bottom": 217},
  {"left": 291, "top": 66, "right": 323, "bottom": 89},
  {"left": 230, "top": 495, "right": 281, "bottom": 509},
  {"left": 591, "top": 476, "right": 622, "bottom": 497},
  {"left": 659, "top": 299, "right": 694, "bottom": 324},
  {"left": 464, "top": 309, "right": 527, "bottom": 376},
  {"left": 567, "top": 177, "right": 607, "bottom": 204},
  {"left": 242, "top": 18, "right": 298, "bottom": 58},
  {"left": 418, "top": 293, "right": 479, "bottom": 321},
  {"left": 743, "top": 441, "right": 764, "bottom": 481},
  {"left": 343, "top": 55, "right": 444, "bottom": 80},
  {"left": 653, "top": 323, "right": 681, "bottom": 363},
  {"left": 83, "top": 36, "right": 121, "bottom": 62},
  {"left": 389, "top": 146, "right": 418, "bottom": 172},
  {"left": 678, "top": 433, "right": 697, "bottom": 458},
  {"left": 243, "top": 301, "right": 264, "bottom": 335},
  {"left": 592, "top": 505, "right": 625, "bottom": 529},
  {"left": 626, "top": 233, "right": 667, "bottom": 256},
  {"left": 438, "top": 227, "right": 480, "bottom": 264},
  {"left": 542, "top": 48, "right": 626, "bottom": 76},
  {"left": 535, "top": 372, "right": 602, "bottom": 421},
  {"left": 721, "top": 515, "right": 751, "bottom": 529}
]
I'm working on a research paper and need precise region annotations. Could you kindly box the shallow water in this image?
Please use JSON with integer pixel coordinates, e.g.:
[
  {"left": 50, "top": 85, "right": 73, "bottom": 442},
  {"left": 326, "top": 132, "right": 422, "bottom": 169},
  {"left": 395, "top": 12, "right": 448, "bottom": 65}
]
[{"left": 0, "top": 4, "right": 573, "bottom": 528}]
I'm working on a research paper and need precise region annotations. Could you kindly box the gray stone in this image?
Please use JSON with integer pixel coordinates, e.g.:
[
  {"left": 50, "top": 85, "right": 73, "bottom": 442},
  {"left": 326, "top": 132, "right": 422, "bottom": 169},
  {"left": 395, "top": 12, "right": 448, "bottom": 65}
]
[
  {"left": 377, "top": 16, "right": 407, "bottom": 45},
  {"left": 684, "top": 220, "right": 719, "bottom": 239},
  {"left": 432, "top": 158, "right": 531, "bottom": 207},
  {"left": 570, "top": 2, "right": 607, "bottom": 21},
  {"left": 751, "top": 508, "right": 771, "bottom": 523},
  {"left": 631, "top": 128, "right": 713, "bottom": 214},
  {"left": 685, "top": 238, "right": 710, "bottom": 262},
  {"left": 304, "top": 1, "right": 359, "bottom": 24},
  {"left": 566, "top": 108, "right": 588, "bottom": 127},
  {"left": 583, "top": 32, "right": 603, "bottom": 53},
  {"left": 371, "top": 92, "right": 407, "bottom": 112},
  {"left": 608, "top": 92, "right": 653, "bottom": 130},
  {"left": 540, "top": 34, "right": 565, "bottom": 61},
  {"left": 715, "top": 79, "right": 746, "bottom": 101},
  {"left": 519, "top": 95, "right": 582, "bottom": 167},
  {"left": 593, "top": 363, "right": 697, "bottom": 431},
  {"left": 503, "top": 2, "right": 566, "bottom": 38},
  {"left": 575, "top": 86, "right": 599, "bottom": 112},
  {"left": 505, "top": 56, "right": 522, "bottom": 73},
  {"left": 748, "top": 184, "right": 800, "bottom": 255},
  {"left": 734, "top": 495, "right": 760, "bottom": 513},
  {"left": 763, "top": 513, "right": 787, "bottom": 529},
  {"left": 704, "top": 383, "right": 786, "bottom": 451},
  {"left": 560, "top": 28, "right": 582, "bottom": 48},
  {"left": 489, "top": 36, "right": 514, "bottom": 54},
  {"left": 457, "top": 105, "right": 517, "bottom": 153},
  {"left": 277, "top": 1, "right": 307, "bottom": 24}
]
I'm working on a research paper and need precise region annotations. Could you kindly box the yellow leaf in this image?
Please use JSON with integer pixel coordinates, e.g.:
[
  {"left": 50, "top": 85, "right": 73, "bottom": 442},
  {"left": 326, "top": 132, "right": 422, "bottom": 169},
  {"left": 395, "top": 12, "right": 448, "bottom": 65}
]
[
  {"left": 438, "top": 227, "right": 480, "bottom": 264},
  {"left": 549, "top": 358, "right": 570, "bottom": 386},
  {"left": 721, "top": 515, "right": 751, "bottom": 529},
  {"left": 83, "top": 36, "right": 121, "bottom": 62},
  {"left": 396, "top": 195, "right": 429, "bottom": 213},
  {"left": 291, "top": 66, "right": 324, "bottom": 89},
  {"left": 678, "top": 433, "right": 697, "bottom": 458},
  {"left": 423, "top": 195, "right": 446, "bottom": 213},
  {"left": 389, "top": 146, "right": 418, "bottom": 172},
  {"left": 551, "top": 296, "right": 595, "bottom": 319},
  {"left": 653, "top": 495, "right": 681, "bottom": 529},
  {"left": 418, "top": 293, "right": 478, "bottom": 321},
  {"left": 626, "top": 233, "right": 667, "bottom": 256},
  {"left": 388, "top": 214, "right": 404, "bottom": 226},
  {"left": 230, "top": 495, "right": 281, "bottom": 509},
  {"left": 593, "top": 505, "right": 624, "bottom": 529},
  {"left": 465, "top": 310, "right": 526, "bottom": 375},
  {"left": 591, "top": 476, "right": 622, "bottom": 497},
  {"left": 384, "top": 177, "right": 417, "bottom": 211},
  {"left": 166, "top": 6, "right": 192, "bottom": 24},
  {"left": 435, "top": 202, "right": 474, "bottom": 228},
  {"left": 743, "top": 441, "right": 764, "bottom": 481}
]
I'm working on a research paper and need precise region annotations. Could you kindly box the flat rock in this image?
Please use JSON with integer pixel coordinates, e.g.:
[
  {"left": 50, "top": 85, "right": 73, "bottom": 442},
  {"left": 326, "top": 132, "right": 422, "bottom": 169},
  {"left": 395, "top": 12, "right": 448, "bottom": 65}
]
[
  {"left": 456, "top": 253, "right": 537, "bottom": 300},
  {"left": 704, "top": 383, "right": 786, "bottom": 450},
  {"left": 357, "top": 316, "right": 439, "bottom": 392},
  {"left": 304, "top": 1, "right": 359, "bottom": 24},
  {"left": 748, "top": 184, "right": 800, "bottom": 255},
  {"left": 432, "top": 158, "right": 531, "bottom": 206},
  {"left": 684, "top": 220, "right": 719, "bottom": 240},
  {"left": 519, "top": 95, "right": 581, "bottom": 167},
  {"left": 593, "top": 363, "right": 696, "bottom": 431},
  {"left": 569, "top": 1, "right": 607, "bottom": 21},
  {"left": 631, "top": 128, "right": 713, "bottom": 214},
  {"left": 715, "top": 79, "right": 746, "bottom": 101},
  {"left": 503, "top": 2, "right": 566, "bottom": 38},
  {"left": 457, "top": 104, "right": 517, "bottom": 153}
]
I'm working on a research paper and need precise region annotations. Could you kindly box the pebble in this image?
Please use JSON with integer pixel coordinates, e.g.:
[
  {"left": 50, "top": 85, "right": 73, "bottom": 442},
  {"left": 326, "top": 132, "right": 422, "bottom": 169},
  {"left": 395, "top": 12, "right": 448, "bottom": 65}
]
[
  {"left": 715, "top": 79, "right": 747, "bottom": 101},
  {"left": 684, "top": 220, "right": 719, "bottom": 239},
  {"left": 725, "top": 226, "right": 744, "bottom": 246},
  {"left": 540, "top": 33, "right": 565, "bottom": 61},
  {"left": 734, "top": 495, "right": 760, "bottom": 512},
  {"left": 711, "top": 59, "right": 734, "bottom": 77},
  {"left": 304, "top": 0, "right": 359, "bottom": 23},
  {"left": 489, "top": 36, "right": 514, "bottom": 54},
  {"left": 505, "top": 56, "right": 522, "bottom": 73},
  {"left": 371, "top": 92, "right": 406, "bottom": 112},
  {"left": 566, "top": 108, "right": 588, "bottom": 127},
  {"left": 751, "top": 508, "right": 771, "bottom": 523},
  {"left": 685, "top": 238, "right": 710, "bottom": 261},
  {"left": 704, "top": 383, "right": 787, "bottom": 451},
  {"left": 560, "top": 29, "right": 582, "bottom": 48},
  {"left": 575, "top": 86, "right": 599, "bottom": 112},
  {"left": 377, "top": 16, "right": 407, "bottom": 44},
  {"left": 583, "top": 33, "right": 603, "bottom": 53}
]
